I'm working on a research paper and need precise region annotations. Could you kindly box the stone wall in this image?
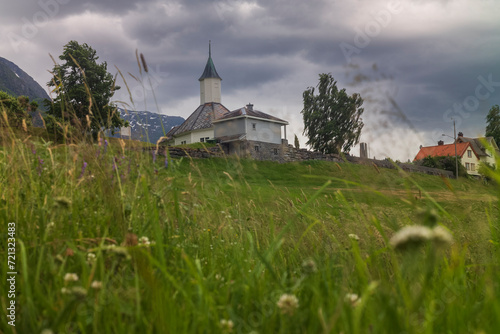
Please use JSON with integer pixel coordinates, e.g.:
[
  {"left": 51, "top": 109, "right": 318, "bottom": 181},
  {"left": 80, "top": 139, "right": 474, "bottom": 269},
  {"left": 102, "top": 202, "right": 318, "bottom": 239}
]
[{"left": 155, "top": 142, "right": 454, "bottom": 178}]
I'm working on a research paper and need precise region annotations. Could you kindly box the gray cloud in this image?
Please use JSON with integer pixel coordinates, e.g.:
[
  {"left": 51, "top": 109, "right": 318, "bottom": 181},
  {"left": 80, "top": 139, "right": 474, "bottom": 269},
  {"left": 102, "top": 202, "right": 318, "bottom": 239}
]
[{"left": 0, "top": 0, "right": 499, "bottom": 160}]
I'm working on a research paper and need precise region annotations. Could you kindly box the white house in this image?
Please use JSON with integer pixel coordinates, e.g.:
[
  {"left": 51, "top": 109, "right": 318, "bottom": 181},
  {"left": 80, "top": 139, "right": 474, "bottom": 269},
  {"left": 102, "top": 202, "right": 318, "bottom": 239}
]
[{"left": 213, "top": 103, "right": 288, "bottom": 160}]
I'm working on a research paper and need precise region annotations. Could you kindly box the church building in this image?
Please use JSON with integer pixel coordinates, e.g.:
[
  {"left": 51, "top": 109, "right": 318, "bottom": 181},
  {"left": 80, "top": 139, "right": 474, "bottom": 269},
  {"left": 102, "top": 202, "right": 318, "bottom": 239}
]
[{"left": 166, "top": 43, "right": 289, "bottom": 161}]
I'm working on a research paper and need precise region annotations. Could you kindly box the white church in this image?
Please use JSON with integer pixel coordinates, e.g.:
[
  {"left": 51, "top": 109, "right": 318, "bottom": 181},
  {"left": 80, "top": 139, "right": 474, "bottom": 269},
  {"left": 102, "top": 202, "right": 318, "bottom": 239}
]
[{"left": 165, "top": 44, "right": 289, "bottom": 160}]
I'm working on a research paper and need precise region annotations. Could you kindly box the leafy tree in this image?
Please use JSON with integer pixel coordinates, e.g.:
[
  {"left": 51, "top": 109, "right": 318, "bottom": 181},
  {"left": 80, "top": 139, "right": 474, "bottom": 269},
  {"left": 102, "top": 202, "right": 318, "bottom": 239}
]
[
  {"left": 301, "top": 73, "right": 364, "bottom": 154},
  {"left": 0, "top": 91, "right": 32, "bottom": 127},
  {"left": 486, "top": 104, "right": 500, "bottom": 145},
  {"left": 294, "top": 134, "right": 300, "bottom": 149},
  {"left": 45, "top": 40, "right": 125, "bottom": 138}
]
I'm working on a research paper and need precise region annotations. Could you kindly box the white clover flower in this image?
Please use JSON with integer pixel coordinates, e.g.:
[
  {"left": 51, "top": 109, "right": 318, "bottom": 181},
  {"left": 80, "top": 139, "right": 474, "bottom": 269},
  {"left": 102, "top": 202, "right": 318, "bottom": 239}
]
[
  {"left": 219, "top": 319, "right": 234, "bottom": 333},
  {"left": 277, "top": 293, "right": 299, "bottom": 315},
  {"left": 91, "top": 280, "right": 103, "bottom": 290},
  {"left": 64, "top": 273, "right": 79, "bottom": 282},
  {"left": 61, "top": 287, "right": 70, "bottom": 294},
  {"left": 87, "top": 252, "right": 96, "bottom": 264},
  {"left": 348, "top": 234, "right": 360, "bottom": 241},
  {"left": 301, "top": 258, "right": 317, "bottom": 274},
  {"left": 139, "top": 236, "right": 155, "bottom": 247},
  {"left": 432, "top": 226, "right": 453, "bottom": 246},
  {"left": 390, "top": 225, "right": 434, "bottom": 250},
  {"left": 70, "top": 286, "right": 87, "bottom": 298},
  {"left": 345, "top": 293, "right": 361, "bottom": 307}
]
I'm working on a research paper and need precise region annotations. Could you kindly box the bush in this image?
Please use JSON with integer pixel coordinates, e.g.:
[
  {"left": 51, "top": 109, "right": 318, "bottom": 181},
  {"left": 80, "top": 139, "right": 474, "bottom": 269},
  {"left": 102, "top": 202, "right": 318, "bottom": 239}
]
[
  {"left": 415, "top": 155, "right": 468, "bottom": 177},
  {"left": 0, "top": 91, "right": 32, "bottom": 128}
]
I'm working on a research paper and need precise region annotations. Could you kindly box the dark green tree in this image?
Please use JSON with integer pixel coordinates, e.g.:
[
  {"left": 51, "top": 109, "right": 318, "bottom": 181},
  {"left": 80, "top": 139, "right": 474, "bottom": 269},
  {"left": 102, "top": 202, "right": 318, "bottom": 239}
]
[
  {"left": 294, "top": 134, "right": 300, "bottom": 149},
  {"left": 301, "top": 73, "right": 364, "bottom": 154},
  {"left": 485, "top": 105, "right": 500, "bottom": 145},
  {"left": 45, "top": 40, "right": 124, "bottom": 137}
]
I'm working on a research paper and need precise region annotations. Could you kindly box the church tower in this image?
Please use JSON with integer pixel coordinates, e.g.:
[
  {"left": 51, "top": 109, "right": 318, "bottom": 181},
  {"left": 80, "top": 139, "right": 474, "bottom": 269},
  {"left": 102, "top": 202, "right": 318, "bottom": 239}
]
[{"left": 199, "top": 41, "right": 222, "bottom": 105}]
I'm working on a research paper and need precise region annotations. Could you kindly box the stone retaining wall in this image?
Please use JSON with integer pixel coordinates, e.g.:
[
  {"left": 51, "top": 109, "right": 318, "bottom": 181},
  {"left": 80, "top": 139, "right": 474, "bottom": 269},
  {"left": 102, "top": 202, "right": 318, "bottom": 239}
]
[{"left": 155, "top": 143, "right": 454, "bottom": 178}]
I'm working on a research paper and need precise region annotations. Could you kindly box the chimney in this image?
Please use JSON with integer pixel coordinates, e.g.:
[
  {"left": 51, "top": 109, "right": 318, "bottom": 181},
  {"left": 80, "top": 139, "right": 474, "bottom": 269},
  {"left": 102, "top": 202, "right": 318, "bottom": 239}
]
[
  {"left": 458, "top": 132, "right": 463, "bottom": 137},
  {"left": 438, "top": 140, "right": 444, "bottom": 146},
  {"left": 246, "top": 103, "right": 253, "bottom": 111}
]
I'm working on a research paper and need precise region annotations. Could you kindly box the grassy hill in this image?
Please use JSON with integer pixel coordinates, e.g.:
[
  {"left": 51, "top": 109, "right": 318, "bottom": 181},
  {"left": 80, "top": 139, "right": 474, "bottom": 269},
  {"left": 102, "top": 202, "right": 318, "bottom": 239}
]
[{"left": 1, "top": 132, "right": 499, "bottom": 333}]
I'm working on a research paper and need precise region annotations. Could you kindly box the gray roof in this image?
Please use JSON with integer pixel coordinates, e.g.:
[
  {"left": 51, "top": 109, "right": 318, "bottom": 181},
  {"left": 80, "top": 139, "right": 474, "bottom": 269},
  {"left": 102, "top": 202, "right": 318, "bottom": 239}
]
[
  {"left": 456, "top": 136, "right": 497, "bottom": 157},
  {"left": 168, "top": 102, "right": 230, "bottom": 137},
  {"left": 215, "top": 105, "right": 288, "bottom": 124}
]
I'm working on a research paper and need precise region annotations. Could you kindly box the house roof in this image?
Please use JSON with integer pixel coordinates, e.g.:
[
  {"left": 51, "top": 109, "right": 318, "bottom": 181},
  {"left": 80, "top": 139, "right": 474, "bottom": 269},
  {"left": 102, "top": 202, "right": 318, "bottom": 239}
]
[
  {"left": 456, "top": 136, "right": 496, "bottom": 157},
  {"left": 198, "top": 44, "right": 221, "bottom": 81},
  {"left": 213, "top": 104, "right": 289, "bottom": 125},
  {"left": 414, "top": 142, "right": 479, "bottom": 161},
  {"left": 168, "top": 102, "right": 230, "bottom": 137}
]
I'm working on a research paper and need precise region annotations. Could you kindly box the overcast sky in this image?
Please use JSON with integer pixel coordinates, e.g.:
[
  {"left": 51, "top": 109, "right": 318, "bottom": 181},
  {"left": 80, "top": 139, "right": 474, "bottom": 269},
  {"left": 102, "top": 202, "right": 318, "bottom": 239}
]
[{"left": 1, "top": 0, "right": 499, "bottom": 160}]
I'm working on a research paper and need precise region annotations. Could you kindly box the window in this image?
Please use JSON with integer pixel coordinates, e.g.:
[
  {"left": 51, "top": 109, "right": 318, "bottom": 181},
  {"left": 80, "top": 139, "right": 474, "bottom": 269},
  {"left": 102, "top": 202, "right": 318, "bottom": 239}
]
[
  {"left": 252, "top": 123, "right": 256, "bottom": 130},
  {"left": 200, "top": 138, "right": 205, "bottom": 142},
  {"left": 205, "top": 137, "right": 210, "bottom": 142},
  {"left": 465, "top": 162, "right": 470, "bottom": 170},
  {"left": 471, "top": 163, "right": 475, "bottom": 171},
  {"left": 467, "top": 150, "right": 472, "bottom": 158},
  {"left": 254, "top": 146, "right": 259, "bottom": 152},
  {"left": 181, "top": 141, "right": 187, "bottom": 145},
  {"left": 273, "top": 148, "right": 278, "bottom": 155}
]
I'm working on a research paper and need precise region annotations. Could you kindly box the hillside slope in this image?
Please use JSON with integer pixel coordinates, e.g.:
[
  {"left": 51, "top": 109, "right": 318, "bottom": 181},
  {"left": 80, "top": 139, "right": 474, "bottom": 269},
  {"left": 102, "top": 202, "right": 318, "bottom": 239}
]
[{"left": 0, "top": 57, "right": 49, "bottom": 103}]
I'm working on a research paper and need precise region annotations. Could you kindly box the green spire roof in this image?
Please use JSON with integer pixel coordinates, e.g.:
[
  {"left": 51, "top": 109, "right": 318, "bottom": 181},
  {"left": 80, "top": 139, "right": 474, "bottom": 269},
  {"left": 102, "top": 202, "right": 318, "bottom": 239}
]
[{"left": 199, "top": 41, "right": 222, "bottom": 81}]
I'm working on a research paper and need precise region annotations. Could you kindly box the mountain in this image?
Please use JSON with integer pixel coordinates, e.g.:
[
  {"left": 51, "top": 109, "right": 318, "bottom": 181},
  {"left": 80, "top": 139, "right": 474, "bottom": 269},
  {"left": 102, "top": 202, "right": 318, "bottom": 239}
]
[
  {"left": 0, "top": 57, "right": 49, "bottom": 104},
  {"left": 109, "top": 108, "right": 185, "bottom": 144}
]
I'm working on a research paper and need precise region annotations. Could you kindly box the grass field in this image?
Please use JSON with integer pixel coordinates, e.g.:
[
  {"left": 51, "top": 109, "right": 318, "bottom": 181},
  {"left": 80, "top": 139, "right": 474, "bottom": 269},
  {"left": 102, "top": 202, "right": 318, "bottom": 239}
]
[{"left": 1, "top": 128, "right": 500, "bottom": 333}]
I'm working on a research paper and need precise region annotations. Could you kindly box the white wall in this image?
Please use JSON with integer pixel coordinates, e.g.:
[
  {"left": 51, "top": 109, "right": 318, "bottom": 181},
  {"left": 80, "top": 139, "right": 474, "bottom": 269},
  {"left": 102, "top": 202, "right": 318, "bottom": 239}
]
[
  {"left": 200, "top": 78, "right": 221, "bottom": 104},
  {"left": 462, "top": 147, "right": 480, "bottom": 175},
  {"left": 173, "top": 128, "right": 215, "bottom": 145},
  {"left": 245, "top": 118, "right": 283, "bottom": 144}
]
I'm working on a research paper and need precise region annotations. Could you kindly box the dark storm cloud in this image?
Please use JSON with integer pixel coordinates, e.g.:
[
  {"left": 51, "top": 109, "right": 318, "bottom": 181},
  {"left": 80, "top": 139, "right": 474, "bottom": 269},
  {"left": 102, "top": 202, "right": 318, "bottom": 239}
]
[{"left": 1, "top": 0, "right": 500, "bottom": 159}]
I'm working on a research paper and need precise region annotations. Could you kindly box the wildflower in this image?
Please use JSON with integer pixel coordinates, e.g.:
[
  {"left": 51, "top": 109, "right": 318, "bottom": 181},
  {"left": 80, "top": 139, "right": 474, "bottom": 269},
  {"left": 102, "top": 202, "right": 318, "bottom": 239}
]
[
  {"left": 64, "top": 273, "right": 79, "bottom": 282},
  {"left": 91, "top": 280, "right": 103, "bottom": 290},
  {"left": 219, "top": 319, "right": 234, "bottom": 333},
  {"left": 70, "top": 286, "right": 88, "bottom": 298},
  {"left": 104, "top": 140, "right": 108, "bottom": 154},
  {"left": 390, "top": 225, "right": 434, "bottom": 251},
  {"left": 301, "top": 258, "right": 317, "bottom": 274},
  {"left": 348, "top": 234, "right": 360, "bottom": 241},
  {"left": 79, "top": 161, "right": 87, "bottom": 179},
  {"left": 139, "top": 236, "right": 155, "bottom": 246},
  {"left": 37, "top": 156, "right": 44, "bottom": 176},
  {"left": 61, "top": 287, "right": 69, "bottom": 294},
  {"left": 165, "top": 156, "right": 169, "bottom": 168},
  {"left": 345, "top": 293, "right": 361, "bottom": 307},
  {"left": 277, "top": 293, "right": 299, "bottom": 315},
  {"left": 152, "top": 150, "right": 157, "bottom": 163},
  {"left": 31, "top": 144, "right": 36, "bottom": 155},
  {"left": 390, "top": 225, "right": 454, "bottom": 250},
  {"left": 46, "top": 222, "right": 55, "bottom": 230},
  {"left": 432, "top": 226, "right": 453, "bottom": 246},
  {"left": 87, "top": 253, "right": 96, "bottom": 265}
]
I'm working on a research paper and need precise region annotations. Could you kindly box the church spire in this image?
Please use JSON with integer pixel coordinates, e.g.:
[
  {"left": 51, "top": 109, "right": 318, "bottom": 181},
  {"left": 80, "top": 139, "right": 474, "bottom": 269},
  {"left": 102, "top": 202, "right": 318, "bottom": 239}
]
[{"left": 199, "top": 41, "right": 222, "bottom": 81}]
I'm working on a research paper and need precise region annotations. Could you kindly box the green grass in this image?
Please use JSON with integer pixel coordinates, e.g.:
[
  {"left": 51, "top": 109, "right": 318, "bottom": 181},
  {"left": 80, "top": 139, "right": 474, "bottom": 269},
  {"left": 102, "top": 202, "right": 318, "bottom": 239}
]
[{"left": 1, "top": 129, "right": 500, "bottom": 334}]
